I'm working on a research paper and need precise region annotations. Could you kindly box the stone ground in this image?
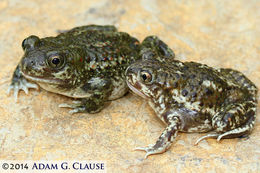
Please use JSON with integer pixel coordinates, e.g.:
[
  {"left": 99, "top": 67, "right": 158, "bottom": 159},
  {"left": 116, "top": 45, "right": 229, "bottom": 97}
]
[{"left": 0, "top": 0, "right": 259, "bottom": 172}]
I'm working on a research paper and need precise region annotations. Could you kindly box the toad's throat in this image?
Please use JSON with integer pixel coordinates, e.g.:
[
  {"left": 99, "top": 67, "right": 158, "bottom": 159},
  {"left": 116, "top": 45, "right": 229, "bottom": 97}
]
[{"left": 126, "top": 80, "right": 148, "bottom": 99}]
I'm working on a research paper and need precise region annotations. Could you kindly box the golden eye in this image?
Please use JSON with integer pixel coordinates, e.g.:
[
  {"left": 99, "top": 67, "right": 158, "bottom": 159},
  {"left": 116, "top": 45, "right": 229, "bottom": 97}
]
[
  {"left": 51, "top": 56, "right": 60, "bottom": 65},
  {"left": 140, "top": 71, "right": 152, "bottom": 82},
  {"left": 48, "top": 54, "right": 65, "bottom": 68}
]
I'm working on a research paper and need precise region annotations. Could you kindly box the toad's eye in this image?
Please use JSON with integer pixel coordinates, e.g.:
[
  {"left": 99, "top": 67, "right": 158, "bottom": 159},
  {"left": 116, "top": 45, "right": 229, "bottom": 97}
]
[
  {"left": 52, "top": 57, "right": 60, "bottom": 65},
  {"left": 140, "top": 71, "right": 152, "bottom": 83},
  {"left": 48, "top": 54, "right": 65, "bottom": 68}
]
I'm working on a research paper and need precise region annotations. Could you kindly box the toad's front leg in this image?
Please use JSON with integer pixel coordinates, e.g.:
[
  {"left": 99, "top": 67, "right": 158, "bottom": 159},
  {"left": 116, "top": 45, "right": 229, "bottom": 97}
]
[
  {"left": 59, "top": 77, "right": 113, "bottom": 114},
  {"left": 8, "top": 65, "right": 38, "bottom": 102},
  {"left": 59, "top": 95, "right": 107, "bottom": 114},
  {"left": 135, "top": 116, "right": 181, "bottom": 159}
]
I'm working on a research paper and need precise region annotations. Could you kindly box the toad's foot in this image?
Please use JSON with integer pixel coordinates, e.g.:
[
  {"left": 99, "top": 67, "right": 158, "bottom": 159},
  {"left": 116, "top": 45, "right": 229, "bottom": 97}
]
[
  {"left": 8, "top": 77, "right": 38, "bottom": 102},
  {"left": 134, "top": 118, "right": 180, "bottom": 159},
  {"left": 59, "top": 101, "right": 87, "bottom": 114},
  {"left": 195, "top": 121, "right": 254, "bottom": 145},
  {"left": 59, "top": 98, "right": 105, "bottom": 114},
  {"left": 194, "top": 132, "right": 241, "bottom": 145},
  {"left": 8, "top": 65, "right": 38, "bottom": 102},
  {"left": 135, "top": 143, "right": 170, "bottom": 159},
  {"left": 194, "top": 133, "right": 219, "bottom": 145}
]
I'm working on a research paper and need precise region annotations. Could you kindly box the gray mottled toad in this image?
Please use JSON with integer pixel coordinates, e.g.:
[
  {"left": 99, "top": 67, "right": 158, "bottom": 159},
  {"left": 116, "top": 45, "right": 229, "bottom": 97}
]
[
  {"left": 126, "top": 51, "right": 258, "bottom": 158},
  {"left": 8, "top": 25, "right": 174, "bottom": 113}
]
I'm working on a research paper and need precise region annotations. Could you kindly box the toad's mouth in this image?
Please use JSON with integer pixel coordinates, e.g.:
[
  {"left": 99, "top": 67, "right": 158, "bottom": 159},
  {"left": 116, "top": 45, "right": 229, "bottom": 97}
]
[
  {"left": 126, "top": 80, "right": 148, "bottom": 99},
  {"left": 21, "top": 71, "right": 63, "bottom": 85}
]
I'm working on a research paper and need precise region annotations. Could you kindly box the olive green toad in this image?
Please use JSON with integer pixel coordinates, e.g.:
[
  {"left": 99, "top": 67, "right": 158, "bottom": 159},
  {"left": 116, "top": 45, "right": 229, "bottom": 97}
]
[{"left": 8, "top": 25, "right": 174, "bottom": 114}]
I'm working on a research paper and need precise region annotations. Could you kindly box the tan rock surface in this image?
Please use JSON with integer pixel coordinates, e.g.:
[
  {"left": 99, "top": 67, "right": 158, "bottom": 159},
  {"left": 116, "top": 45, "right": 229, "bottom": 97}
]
[{"left": 0, "top": 0, "right": 259, "bottom": 172}]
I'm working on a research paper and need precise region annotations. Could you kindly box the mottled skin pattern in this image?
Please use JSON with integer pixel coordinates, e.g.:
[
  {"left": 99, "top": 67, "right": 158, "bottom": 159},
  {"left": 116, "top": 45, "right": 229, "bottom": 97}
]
[
  {"left": 126, "top": 52, "right": 258, "bottom": 158},
  {"left": 8, "top": 25, "right": 174, "bottom": 114}
]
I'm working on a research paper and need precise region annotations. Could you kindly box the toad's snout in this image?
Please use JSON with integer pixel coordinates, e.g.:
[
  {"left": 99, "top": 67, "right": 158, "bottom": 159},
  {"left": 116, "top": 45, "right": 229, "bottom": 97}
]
[
  {"left": 21, "top": 57, "right": 35, "bottom": 70},
  {"left": 20, "top": 50, "right": 47, "bottom": 75}
]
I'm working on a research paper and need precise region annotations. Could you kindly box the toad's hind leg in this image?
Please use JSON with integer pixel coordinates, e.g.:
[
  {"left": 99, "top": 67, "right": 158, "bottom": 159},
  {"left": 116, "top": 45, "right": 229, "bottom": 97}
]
[
  {"left": 196, "top": 100, "right": 257, "bottom": 144},
  {"left": 140, "top": 36, "right": 175, "bottom": 59},
  {"left": 220, "top": 68, "right": 257, "bottom": 96},
  {"left": 215, "top": 116, "right": 255, "bottom": 141},
  {"left": 195, "top": 117, "right": 255, "bottom": 145}
]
